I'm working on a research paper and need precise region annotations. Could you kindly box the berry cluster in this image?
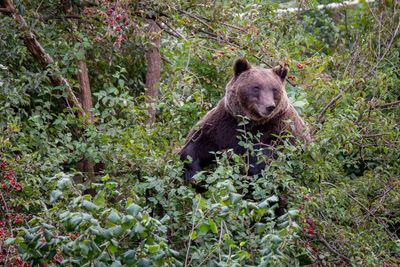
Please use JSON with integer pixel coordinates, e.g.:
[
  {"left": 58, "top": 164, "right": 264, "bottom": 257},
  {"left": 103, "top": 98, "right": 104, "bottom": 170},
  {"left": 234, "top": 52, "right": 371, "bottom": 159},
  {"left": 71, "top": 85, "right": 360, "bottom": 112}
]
[
  {"left": 67, "top": 232, "right": 81, "bottom": 240},
  {"left": 41, "top": 253, "right": 63, "bottom": 267},
  {"left": 97, "top": 1, "right": 131, "bottom": 46},
  {"left": 2, "top": 170, "right": 22, "bottom": 192},
  {"left": 106, "top": 6, "right": 129, "bottom": 35},
  {"left": 0, "top": 160, "right": 28, "bottom": 266},
  {"left": 299, "top": 194, "right": 316, "bottom": 237},
  {"left": 304, "top": 217, "right": 315, "bottom": 237}
]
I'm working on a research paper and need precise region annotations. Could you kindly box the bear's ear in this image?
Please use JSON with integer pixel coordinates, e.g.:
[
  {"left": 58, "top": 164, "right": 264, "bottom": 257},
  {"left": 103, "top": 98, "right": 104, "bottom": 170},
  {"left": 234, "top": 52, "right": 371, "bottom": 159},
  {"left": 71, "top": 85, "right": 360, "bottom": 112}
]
[
  {"left": 233, "top": 58, "right": 251, "bottom": 77},
  {"left": 272, "top": 62, "right": 289, "bottom": 82}
]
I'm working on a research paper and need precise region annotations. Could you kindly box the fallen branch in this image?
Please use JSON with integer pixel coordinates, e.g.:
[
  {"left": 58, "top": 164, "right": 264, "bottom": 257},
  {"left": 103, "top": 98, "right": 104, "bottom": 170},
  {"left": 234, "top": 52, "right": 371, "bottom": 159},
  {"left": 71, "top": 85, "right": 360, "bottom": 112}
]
[{"left": 1, "top": 0, "right": 86, "bottom": 119}]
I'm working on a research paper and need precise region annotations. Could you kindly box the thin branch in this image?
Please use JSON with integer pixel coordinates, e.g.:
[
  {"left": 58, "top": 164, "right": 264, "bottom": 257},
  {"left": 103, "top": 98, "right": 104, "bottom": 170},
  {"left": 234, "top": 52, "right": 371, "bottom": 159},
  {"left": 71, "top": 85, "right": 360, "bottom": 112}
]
[
  {"left": 179, "top": 9, "right": 245, "bottom": 31},
  {"left": 178, "top": 9, "right": 214, "bottom": 31},
  {"left": 321, "top": 181, "right": 398, "bottom": 241},
  {"left": 315, "top": 83, "right": 353, "bottom": 125},
  {"left": 158, "top": 19, "right": 187, "bottom": 40},
  {"left": 253, "top": 55, "right": 297, "bottom": 87},
  {"left": 43, "top": 14, "right": 82, "bottom": 21},
  {"left": 185, "top": 200, "right": 199, "bottom": 267},
  {"left": 317, "top": 234, "right": 351, "bottom": 263},
  {"left": 372, "top": 100, "right": 400, "bottom": 110}
]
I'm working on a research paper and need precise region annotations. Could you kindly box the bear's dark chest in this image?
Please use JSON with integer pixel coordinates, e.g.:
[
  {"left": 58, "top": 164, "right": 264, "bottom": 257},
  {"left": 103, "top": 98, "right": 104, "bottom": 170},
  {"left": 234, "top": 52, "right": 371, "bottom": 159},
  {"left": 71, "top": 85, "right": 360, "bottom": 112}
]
[{"left": 211, "top": 113, "right": 279, "bottom": 153}]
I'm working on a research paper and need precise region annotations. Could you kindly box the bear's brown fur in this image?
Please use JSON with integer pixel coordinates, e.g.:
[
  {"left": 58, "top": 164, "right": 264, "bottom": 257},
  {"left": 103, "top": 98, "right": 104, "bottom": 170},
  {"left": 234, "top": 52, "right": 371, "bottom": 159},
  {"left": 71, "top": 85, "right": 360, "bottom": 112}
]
[{"left": 180, "top": 58, "right": 310, "bottom": 181}]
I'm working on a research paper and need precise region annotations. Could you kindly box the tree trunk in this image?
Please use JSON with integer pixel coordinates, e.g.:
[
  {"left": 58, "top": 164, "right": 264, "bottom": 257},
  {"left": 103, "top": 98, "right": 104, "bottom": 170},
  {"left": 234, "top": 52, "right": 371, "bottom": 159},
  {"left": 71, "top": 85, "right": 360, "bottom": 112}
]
[
  {"left": 76, "top": 51, "right": 95, "bottom": 179},
  {"left": 77, "top": 57, "right": 93, "bottom": 123},
  {"left": 144, "top": 19, "right": 161, "bottom": 126}
]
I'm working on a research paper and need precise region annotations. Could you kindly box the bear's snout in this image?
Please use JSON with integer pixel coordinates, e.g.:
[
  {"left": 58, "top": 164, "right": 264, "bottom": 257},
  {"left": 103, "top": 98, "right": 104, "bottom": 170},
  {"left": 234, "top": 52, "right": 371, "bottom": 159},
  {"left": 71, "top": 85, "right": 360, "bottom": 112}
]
[
  {"left": 265, "top": 105, "right": 276, "bottom": 113},
  {"left": 258, "top": 101, "right": 276, "bottom": 117}
]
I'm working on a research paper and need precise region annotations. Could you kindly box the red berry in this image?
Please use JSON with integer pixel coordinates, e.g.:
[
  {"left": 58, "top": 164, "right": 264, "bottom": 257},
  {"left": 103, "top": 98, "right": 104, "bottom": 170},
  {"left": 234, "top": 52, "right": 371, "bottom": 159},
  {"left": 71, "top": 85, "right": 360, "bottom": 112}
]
[
  {"left": 115, "top": 27, "right": 121, "bottom": 32},
  {"left": 296, "top": 63, "right": 303, "bottom": 70},
  {"left": 0, "top": 162, "right": 6, "bottom": 170},
  {"left": 107, "top": 8, "right": 114, "bottom": 15},
  {"left": 15, "top": 216, "right": 22, "bottom": 224},
  {"left": 116, "top": 16, "right": 121, "bottom": 21},
  {"left": 15, "top": 184, "right": 22, "bottom": 192},
  {"left": 308, "top": 227, "right": 314, "bottom": 236}
]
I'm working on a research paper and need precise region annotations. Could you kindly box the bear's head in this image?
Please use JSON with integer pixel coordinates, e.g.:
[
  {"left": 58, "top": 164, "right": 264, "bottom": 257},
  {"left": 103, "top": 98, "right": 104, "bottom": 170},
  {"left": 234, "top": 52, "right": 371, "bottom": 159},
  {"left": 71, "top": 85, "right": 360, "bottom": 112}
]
[{"left": 224, "top": 58, "right": 290, "bottom": 124}]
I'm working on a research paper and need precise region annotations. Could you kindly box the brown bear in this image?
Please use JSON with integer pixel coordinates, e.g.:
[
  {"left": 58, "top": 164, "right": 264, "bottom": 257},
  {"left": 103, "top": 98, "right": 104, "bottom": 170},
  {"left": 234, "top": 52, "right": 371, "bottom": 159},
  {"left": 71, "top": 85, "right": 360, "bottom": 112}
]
[{"left": 179, "top": 58, "right": 310, "bottom": 182}]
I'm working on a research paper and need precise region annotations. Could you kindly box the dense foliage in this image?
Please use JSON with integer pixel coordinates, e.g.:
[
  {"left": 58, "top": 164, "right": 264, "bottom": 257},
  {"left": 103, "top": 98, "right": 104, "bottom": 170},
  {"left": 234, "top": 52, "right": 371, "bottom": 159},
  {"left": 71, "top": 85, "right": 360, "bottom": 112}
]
[{"left": 0, "top": 0, "right": 399, "bottom": 266}]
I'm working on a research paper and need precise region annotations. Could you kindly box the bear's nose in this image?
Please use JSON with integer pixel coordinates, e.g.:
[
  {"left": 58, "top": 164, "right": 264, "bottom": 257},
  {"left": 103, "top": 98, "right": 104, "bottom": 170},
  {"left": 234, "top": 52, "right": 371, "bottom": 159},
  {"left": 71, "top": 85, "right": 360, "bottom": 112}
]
[{"left": 265, "top": 105, "right": 276, "bottom": 113}]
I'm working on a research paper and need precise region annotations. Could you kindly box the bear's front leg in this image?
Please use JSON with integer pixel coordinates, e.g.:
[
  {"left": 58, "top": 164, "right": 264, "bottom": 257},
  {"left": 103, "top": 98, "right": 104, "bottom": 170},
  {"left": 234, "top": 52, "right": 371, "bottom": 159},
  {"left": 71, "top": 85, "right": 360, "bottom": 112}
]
[
  {"left": 247, "top": 144, "right": 276, "bottom": 176},
  {"left": 182, "top": 156, "right": 201, "bottom": 181},
  {"left": 180, "top": 140, "right": 217, "bottom": 181}
]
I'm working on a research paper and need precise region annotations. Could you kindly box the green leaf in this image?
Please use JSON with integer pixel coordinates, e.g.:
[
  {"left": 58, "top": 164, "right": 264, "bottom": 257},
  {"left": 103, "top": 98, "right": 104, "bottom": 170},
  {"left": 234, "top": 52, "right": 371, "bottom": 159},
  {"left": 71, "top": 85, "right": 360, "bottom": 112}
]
[
  {"left": 124, "top": 250, "right": 136, "bottom": 264},
  {"left": 5, "top": 238, "right": 15, "bottom": 245},
  {"left": 209, "top": 219, "right": 218, "bottom": 234},
  {"left": 229, "top": 193, "right": 242, "bottom": 204},
  {"left": 79, "top": 242, "right": 90, "bottom": 255},
  {"left": 147, "top": 244, "right": 160, "bottom": 253},
  {"left": 137, "top": 259, "right": 151, "bottom": 267},
  {"left": 107, "top": 243, "right": 118, "bottom": 255},
  {"left": 126, "top": 204, "right": 142, "bottom": 217},
  {"left": 70, "top": 217, "right": 82, "bottom": 228},
  {"left": 191, "top": 231, "right": 197, "bottom": 240},
  {"left": 199, "top": 223, "right": 210, "bottom": 233},
  {"left": 101, "top": 174, "right": 110, "bottom": 182},
  {"left": 42, "top": 223, "right": 55, "bottom": 230},
  {"left": 93, "top": 190, "right": 106, "bottom": 208},
  {"left": 82, "top": 200, "right": 99, "bottom": 211},
  {"left": 267, "top": 195, "right": 279, "bottom": 202},
  {"left": 271, "top": 235, "right": 282, "bottom": 244},
  {"left": 110, "top": 261, "right": 122, "bottom": 267},
  {"left": 50, "top": 189, "right": 63, "bottom": 202},
  {"left": 44, "top": 229, "right": 53, "bottom": 242},
  {"left": 288, "top": 209, "right": 299, "bottom": 216},
  {"left": 58, "top": 176, "right": 72, "bottom": 190},
  {"left": 255, "top": 223, "right": 266, "bottom": 234},
  {"left": 198, "top": 196, "right": 206, "bottom": 210},
  {"left": 108, "top": 210, "right": 122, "bottom": 224}
]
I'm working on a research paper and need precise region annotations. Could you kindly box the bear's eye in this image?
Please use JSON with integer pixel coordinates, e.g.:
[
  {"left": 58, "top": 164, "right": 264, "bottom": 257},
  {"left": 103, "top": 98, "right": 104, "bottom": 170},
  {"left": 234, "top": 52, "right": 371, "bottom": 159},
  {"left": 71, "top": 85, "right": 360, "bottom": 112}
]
[{"left": 252, "top": 86, "right": 260, "bottom": 93}]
